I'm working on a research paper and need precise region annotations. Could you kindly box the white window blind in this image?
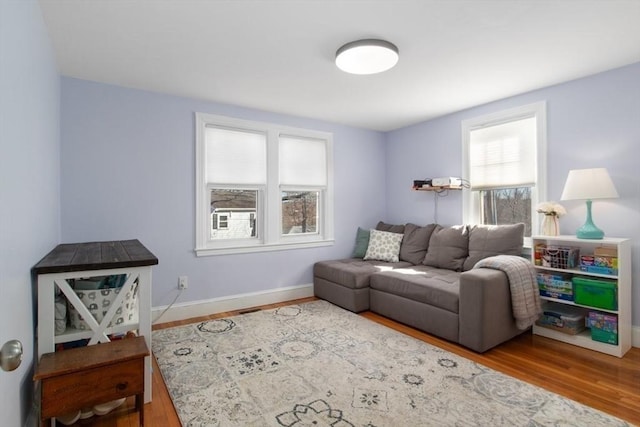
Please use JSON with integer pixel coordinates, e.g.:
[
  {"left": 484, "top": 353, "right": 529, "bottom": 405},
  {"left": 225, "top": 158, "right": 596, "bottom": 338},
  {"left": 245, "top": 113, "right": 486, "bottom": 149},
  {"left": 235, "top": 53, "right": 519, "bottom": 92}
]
[
  {"left": 205, "top": 126, "right": 267, "bottom": 184},
  {"left": 279, "top": 135, "right": 327, "bottom": 186},
  {"left": 469, "top": 117, "right": 536, "bottom": 190},
  {"left": 196, "top": 112, "right": 334, "bottom": 256}
]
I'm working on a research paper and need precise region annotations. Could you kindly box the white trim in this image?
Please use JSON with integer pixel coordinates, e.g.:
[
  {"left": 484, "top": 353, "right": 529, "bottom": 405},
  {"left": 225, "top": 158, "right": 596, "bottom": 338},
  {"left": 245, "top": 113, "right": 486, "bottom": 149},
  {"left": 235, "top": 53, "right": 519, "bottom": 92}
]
[
  {"left": 195, "top": 112, "right": 334, "bottom": 255},
  {"left": 633, "top": 325, "right": 640, "bottom": 348},
  {"left": 462, "top": 101, "right": 547, "bottom": 246},
  {"left": 152, "top": 283, "right": 314, "bottom": 323},
  {"left": 195, "top": 239, "right": 334, "bottom": 256}
]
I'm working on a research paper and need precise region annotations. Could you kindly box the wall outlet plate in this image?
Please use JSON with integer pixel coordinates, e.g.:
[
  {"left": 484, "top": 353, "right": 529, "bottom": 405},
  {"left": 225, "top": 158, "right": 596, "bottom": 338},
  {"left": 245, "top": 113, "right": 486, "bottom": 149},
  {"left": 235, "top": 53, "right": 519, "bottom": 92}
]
[{"left": 178, "top": 276, "right": 188, "bottom": 290}]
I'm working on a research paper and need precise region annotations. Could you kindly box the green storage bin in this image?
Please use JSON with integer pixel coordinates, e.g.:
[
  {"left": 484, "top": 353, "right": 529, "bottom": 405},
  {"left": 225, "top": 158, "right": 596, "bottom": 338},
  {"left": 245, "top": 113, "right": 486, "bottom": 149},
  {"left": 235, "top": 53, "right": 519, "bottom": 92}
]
[{"left": 572, "top": 277, "right": 617, "bottom": 310}]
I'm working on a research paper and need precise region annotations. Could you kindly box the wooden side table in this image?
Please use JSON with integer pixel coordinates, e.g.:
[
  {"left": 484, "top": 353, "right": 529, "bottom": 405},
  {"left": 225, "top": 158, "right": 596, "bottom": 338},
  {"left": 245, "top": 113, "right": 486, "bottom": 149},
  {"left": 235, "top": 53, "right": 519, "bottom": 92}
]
[
  {"left": 34, "top": 337, "right": 149, "bottom": 427},
  {"left": 33, "top": 239, "right": 158, "bottom": 403}
]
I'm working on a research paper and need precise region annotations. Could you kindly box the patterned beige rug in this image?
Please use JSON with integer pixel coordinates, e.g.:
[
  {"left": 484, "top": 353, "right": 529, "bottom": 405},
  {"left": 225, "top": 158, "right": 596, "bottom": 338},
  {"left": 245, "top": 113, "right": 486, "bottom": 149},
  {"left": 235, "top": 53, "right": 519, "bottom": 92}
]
[{"left": 152, "top": 300, "right": 629, "bottom": 426}]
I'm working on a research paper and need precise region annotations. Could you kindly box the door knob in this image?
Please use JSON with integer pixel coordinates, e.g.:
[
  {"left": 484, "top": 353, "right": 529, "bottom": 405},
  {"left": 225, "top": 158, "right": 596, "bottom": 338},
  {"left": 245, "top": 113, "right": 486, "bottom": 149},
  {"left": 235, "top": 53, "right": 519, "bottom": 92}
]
[{"left": 1, "top": 340, "right": 23, "bottom": 372}]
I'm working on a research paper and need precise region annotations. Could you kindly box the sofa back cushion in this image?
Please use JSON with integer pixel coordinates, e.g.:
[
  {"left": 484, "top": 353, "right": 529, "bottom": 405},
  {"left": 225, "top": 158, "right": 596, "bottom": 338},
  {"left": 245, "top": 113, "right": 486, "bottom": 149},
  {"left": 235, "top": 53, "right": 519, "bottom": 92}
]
[
  {"left": 422, "top": 225, "right": 469, "bottom": 271},
  {"left": 376, "top": 221, "right": 405, "bottom": 234},
  {"left": 364, "top": 229, "right": 405, "bottom": 263},
  {"left": 462, "top": 223, "right": 524, "bottom": 271},
  {"left": 399, "top": 223, "right": 437, "bottom": 265}
]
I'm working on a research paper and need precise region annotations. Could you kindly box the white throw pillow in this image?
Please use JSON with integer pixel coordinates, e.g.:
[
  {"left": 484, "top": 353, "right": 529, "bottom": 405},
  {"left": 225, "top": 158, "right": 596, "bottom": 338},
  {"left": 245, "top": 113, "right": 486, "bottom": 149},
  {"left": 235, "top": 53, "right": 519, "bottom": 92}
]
[{"left": 363, "top": 229, "right": 404, "bottom": 263}]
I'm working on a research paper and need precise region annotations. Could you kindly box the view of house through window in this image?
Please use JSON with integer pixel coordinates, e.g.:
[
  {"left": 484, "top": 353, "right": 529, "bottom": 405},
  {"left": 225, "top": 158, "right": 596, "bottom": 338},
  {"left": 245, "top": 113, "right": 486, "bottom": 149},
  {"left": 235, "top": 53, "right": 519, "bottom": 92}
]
[{"left": 210, "top": 189, "right": 257, "bottom": 239}]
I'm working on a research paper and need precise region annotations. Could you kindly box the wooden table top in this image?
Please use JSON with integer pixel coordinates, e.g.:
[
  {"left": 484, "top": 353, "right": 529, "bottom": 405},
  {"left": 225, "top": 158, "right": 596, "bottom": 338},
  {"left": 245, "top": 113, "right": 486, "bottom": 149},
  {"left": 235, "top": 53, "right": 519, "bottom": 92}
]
[{"left": 33, "top": 239, "right": 158, "bottom": 274}]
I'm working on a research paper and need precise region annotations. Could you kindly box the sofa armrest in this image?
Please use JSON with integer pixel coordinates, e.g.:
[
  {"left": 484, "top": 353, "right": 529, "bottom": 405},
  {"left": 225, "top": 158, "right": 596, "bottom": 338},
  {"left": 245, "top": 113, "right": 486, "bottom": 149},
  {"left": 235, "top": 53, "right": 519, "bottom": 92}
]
[{"left": 458, "top": 268, "right": 523, "bottom": 352}]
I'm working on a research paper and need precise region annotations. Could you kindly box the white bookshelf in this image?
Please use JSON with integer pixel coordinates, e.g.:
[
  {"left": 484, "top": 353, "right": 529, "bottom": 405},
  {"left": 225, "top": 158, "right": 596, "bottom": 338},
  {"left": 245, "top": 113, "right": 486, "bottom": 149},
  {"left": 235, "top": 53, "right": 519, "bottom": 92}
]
[{"left": 531, "top": 235, "right": 632, "bottom": 357}]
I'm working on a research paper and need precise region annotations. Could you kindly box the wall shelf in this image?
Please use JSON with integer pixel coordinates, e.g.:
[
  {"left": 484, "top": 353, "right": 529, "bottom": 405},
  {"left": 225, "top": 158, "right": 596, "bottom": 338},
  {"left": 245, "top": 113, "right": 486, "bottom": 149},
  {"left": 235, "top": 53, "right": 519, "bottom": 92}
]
[{"left": 413, "top": 185, "right": 462, "bottom": 191}]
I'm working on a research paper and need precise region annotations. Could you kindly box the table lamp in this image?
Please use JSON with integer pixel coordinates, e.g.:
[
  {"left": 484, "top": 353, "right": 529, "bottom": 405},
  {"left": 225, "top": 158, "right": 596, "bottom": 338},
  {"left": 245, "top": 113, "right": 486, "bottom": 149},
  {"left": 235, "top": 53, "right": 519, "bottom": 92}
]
[{"left": 560, "top": 168, "right": 619, "bottom": 239}]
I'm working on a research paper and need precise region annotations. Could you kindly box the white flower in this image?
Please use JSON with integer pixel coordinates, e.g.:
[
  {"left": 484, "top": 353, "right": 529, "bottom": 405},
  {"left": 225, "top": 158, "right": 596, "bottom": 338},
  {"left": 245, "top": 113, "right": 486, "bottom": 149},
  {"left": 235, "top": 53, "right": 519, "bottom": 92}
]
[{"left": 536, "top": 201, "right": 566, "bottom": 217}]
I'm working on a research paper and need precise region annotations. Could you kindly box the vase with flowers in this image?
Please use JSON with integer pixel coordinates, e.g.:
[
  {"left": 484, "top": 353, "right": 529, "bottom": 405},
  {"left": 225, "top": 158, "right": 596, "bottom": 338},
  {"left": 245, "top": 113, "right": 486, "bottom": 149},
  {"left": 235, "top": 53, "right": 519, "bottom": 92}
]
[{"left": 536, "top": 201, "right": 566, "bottom": 236}]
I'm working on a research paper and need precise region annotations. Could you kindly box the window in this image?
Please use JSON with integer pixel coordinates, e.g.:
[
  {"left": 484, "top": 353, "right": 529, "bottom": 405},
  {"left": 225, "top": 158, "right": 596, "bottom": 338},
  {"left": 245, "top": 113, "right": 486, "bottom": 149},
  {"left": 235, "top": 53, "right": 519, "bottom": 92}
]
[
  {"left": 211, "top": 189, "right": 257, "bottom": 237},
  {"left": 218, "top": 215, "right": 228, "bottom": 229},
  {"left": 462, "top": 102, "right": 547, "bottom": 246},
  {"left": 282, "top": 191, "right": 319, "bottom": 235},
  {"left": 195, "top": 113, "right": 333, "bottom": 255}
]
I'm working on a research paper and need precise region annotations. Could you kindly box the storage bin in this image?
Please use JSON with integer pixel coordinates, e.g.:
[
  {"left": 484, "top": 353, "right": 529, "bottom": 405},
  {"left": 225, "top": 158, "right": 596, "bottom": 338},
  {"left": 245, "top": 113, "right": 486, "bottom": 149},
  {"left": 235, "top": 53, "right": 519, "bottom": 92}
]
[
  {"left": 572, "top": 277, "right": 617, "bottom": 310},
  {"left": 540, "top": 246, "right": 580, "bottom": 269},
  {"left": 535, "top": 302, "right": 587, "bottom": 335},
  {"left": 74, "top": 276, "right": 107, "bottom": 290},
  {"left": 68, "top": 281, "right": 138, "bottom": 330},
  {"left": 587, "top": 311, "right": 618, "bottom": 345}
]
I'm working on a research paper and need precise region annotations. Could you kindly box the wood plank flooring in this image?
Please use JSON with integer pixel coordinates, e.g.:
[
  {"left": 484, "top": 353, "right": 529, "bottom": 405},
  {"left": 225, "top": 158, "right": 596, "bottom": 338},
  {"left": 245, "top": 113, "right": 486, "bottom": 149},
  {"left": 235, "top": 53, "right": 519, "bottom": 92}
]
[{"left": 73, "top": 297, "right": 640, "bottom": 426}]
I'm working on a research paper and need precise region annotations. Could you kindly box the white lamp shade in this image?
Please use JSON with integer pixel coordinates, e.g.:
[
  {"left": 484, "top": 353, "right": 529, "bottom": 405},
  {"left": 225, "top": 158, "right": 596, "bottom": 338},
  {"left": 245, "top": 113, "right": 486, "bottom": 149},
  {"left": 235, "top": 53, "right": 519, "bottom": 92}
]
[
  {"left": 560, "top": 168, "right": 619, "bottom": 201},
  {"left": 335, "top": 39, "right": 399, "bottom": 75}
]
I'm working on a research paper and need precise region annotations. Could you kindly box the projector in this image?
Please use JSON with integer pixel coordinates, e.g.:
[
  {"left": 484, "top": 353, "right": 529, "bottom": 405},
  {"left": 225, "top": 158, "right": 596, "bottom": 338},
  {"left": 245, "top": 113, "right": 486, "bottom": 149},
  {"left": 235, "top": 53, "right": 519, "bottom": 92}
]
[{"left": 431, "top": 177, "right": 462, "bottom": 187}]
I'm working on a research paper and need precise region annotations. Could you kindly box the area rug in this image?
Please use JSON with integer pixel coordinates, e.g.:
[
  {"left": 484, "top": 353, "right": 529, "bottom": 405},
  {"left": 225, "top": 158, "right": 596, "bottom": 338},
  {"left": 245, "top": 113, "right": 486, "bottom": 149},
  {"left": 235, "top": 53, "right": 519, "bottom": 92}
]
[{"left": 152, "top": 300, "right": 629, "bottom": 426}]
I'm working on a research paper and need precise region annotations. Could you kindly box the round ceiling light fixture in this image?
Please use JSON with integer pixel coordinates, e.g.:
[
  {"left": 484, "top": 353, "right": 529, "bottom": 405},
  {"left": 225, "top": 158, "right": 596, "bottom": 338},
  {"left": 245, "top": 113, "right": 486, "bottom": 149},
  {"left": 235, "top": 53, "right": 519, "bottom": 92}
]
[{"left": 335, "top": 39, "right": 399, "bottom": 75}]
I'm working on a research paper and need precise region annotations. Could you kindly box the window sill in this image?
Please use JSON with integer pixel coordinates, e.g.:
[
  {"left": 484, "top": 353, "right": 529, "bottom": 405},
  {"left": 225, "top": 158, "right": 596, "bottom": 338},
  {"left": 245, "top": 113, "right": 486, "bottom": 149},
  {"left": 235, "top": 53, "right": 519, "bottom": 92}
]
[{"left": 195, "top": 239, "right": 335, "bottom": 257}]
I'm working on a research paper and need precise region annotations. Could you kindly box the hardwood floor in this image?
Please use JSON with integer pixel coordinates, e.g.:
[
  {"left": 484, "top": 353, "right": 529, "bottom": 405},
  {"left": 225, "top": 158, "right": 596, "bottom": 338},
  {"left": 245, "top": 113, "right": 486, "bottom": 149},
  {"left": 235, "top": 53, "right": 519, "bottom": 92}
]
[{"left": 75, "top": 297, "right": 640, "bottom": 426}]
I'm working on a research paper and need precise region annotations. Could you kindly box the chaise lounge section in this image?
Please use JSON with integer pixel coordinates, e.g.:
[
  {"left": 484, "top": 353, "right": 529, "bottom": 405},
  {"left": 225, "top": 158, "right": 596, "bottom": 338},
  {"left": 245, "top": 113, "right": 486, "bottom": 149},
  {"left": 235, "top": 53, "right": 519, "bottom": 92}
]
[{"left": 314, "top": 221, "right": 534, "bottom": 352}]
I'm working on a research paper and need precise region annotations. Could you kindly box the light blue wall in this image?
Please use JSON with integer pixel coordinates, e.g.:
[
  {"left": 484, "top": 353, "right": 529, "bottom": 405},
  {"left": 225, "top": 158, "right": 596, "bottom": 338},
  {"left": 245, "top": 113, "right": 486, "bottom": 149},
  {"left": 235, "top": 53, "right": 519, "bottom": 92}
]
[
  {"left": 0, "top": 0, "right": 60, "bottom": 425},
  {"left": 385, "top": 62, "right": 640, "bottom": 325},
  {"left": 60, "top": 78, "right": 387, "bottom": 307}
]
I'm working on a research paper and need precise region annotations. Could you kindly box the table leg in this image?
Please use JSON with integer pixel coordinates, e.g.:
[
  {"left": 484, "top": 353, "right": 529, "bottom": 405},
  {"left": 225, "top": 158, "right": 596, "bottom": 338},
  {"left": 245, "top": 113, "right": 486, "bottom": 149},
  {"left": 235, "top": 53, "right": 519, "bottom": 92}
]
[{"left": 137, "top": 393, "right": 144, "bottom": 426}]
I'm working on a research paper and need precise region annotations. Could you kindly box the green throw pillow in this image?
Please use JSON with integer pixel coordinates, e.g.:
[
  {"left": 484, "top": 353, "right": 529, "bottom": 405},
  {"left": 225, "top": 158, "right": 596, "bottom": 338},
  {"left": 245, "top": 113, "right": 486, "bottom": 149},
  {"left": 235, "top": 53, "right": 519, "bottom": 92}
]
[{"left": 352, "top": 227, "right": 370, "bottom": 258}]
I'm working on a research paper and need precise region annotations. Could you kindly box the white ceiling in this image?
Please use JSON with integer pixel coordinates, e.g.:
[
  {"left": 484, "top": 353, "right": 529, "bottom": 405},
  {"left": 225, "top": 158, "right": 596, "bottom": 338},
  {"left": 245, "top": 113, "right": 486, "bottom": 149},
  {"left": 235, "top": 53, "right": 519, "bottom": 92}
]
[{"left": 39, "top": 0, "right": 640, "bottom": 132}]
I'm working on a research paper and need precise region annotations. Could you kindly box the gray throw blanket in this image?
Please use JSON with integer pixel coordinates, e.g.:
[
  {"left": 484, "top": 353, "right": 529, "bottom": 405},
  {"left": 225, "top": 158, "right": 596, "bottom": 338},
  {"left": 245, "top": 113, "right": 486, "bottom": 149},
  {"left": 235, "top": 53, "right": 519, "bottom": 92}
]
[{"left": 474, "top": 255, "right": 542, "bottom": 330}]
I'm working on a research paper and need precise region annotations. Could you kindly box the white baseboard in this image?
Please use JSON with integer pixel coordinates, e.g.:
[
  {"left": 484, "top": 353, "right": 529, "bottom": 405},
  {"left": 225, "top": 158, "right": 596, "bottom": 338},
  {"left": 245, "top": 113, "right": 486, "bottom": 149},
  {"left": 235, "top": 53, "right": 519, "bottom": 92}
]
[
  {"left": 152, "top": 283, "right": 314, "bottom": 324},
  {"left": 633, "top": 325, "right": 640, "bottom": 348}
]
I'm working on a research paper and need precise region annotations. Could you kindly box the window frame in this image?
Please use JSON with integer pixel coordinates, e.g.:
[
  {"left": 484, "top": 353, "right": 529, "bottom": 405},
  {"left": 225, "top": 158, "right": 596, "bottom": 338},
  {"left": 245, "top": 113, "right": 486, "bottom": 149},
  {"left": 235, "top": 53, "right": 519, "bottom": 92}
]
[
  {"left": 195, "top": 113, "right": 334, "bottom": 256},
  {"left": 461, "top": 102, "right": 547, "bottom": 248}
]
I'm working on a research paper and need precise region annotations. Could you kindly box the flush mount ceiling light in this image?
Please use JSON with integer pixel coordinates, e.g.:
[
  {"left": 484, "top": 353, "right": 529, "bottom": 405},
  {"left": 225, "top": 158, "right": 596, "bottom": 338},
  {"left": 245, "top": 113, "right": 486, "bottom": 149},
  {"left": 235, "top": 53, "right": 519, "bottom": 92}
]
[{"left": 335, "top": 39, "right": 399, "bottom": 75}]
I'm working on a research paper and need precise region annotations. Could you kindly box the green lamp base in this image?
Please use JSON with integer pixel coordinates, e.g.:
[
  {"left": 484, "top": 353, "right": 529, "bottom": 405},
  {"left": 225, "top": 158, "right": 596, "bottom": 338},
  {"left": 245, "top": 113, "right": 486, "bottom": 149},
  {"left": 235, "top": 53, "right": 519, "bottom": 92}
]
[
  {"left": 576, "top": 199, "right": 605, "bottom": 240},
  {"left": 576, "top": 223, "right": 604, "bottom": 239}
]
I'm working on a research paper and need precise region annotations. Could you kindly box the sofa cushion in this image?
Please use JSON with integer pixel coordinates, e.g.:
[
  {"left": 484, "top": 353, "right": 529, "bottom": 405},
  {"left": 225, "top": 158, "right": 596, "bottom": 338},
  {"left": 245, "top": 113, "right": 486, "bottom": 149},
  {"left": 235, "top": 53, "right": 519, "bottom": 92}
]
[
  {"left": 364, "top": 229, "right": 404, "bottom": 263},
  {"left": 462, "top": 223, "right": 525, "bottom": 271},
  {"left": 370, "top": 266, "right": 461, "bottom": 313},
  {"left": 422, "top": 225, "right": 469, "bottom": 271},
  {"left": 376, "top": 221, "right": 405, "bottom": 234},
  {"left": 314, "top": 258, "right": 412, "bottom": 289},
  {"left": 351, "top": 227, "right": 371, "bottom": 258},
  {"left": 399, "top": 223, "right": 437, "bottom": 265}
]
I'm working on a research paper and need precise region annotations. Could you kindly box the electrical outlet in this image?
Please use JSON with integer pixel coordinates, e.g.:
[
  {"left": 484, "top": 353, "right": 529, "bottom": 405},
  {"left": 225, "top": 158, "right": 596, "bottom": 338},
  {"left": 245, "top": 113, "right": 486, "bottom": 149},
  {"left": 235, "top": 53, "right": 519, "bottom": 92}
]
[{"left": 178, "top": 276, "right": 188, "bottom": 290}]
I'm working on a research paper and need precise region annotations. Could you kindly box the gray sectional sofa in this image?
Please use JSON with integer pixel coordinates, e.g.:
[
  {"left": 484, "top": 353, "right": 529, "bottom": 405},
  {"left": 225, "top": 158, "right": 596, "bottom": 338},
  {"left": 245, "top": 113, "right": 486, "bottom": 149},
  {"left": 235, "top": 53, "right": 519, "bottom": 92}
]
[{"left": 314, "top": 222, "right": 530, "bottom": 353}]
